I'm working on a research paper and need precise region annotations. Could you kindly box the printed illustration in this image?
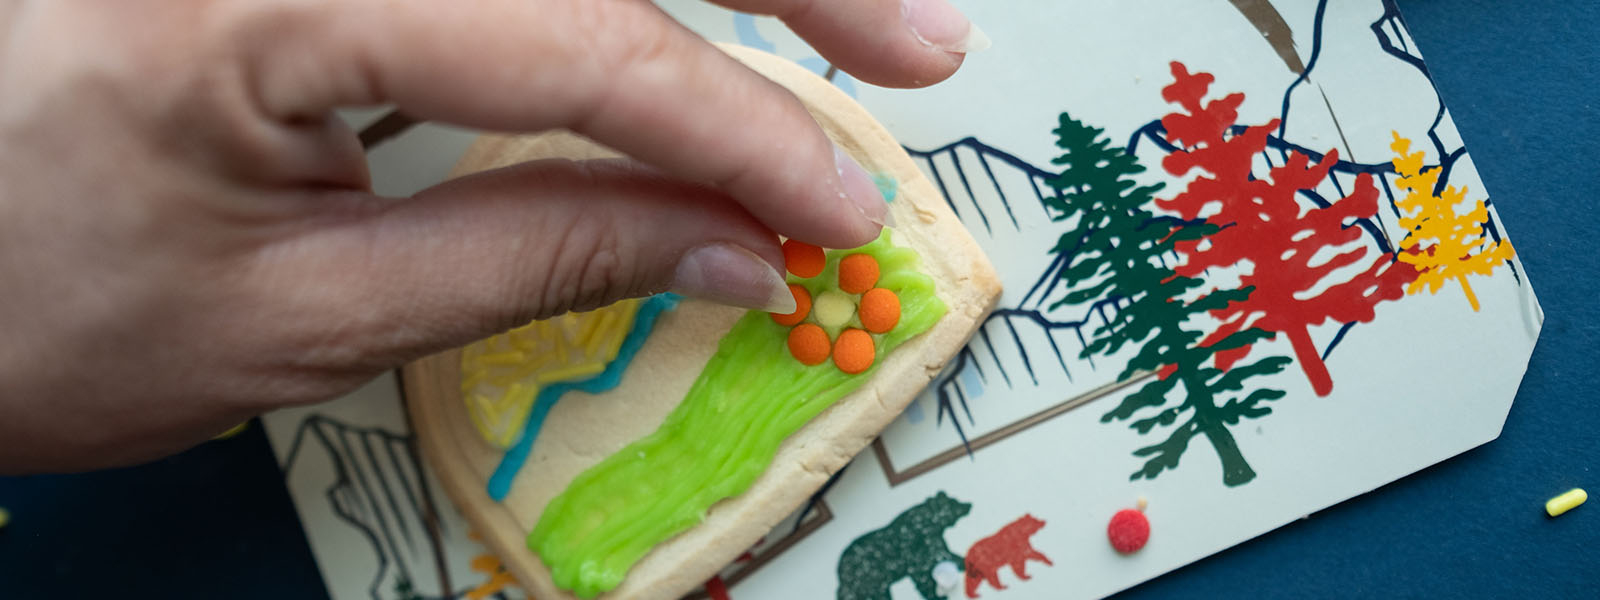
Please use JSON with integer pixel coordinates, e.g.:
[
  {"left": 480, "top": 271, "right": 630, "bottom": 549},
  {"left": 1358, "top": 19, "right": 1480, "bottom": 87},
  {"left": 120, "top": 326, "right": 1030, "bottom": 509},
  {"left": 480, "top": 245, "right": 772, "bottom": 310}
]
[
  {"left": 464, "top": 552, "right": 518, "bottom": 600},
  {"left": 272, "top": 3, "right": 1540, "bottom": 600},
  {"left": 1156, "top": 62, "right": 1415, "bottom": 398},
  {"left": 1390, "top": 133, "right": 1516, "bottom": 310},
  {"left": 870, "top": 137, "right": 1145, "bottom": 484},
  {"left": 1049, "top": 107, "right": 1293, "bottom": 486},
  {"left": 703, "top": 548, "right": 757, "bottom": 600},
  {"left": 874, "top": 0, "right": 1531, "bottom": 490},
  {"left": 837, "top": 492, "right": 970, "bottom": 600},
  {"left": 280, "top": 414, "right": 518, "bottom": 600},
  {"left": 964, "top": 514, "right": 1052, "bottom": 598}
]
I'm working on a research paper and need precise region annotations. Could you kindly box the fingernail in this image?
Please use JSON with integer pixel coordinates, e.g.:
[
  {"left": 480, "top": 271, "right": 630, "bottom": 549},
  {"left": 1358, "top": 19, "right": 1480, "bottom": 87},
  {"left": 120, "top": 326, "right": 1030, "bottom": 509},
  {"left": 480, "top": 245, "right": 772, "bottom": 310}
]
[
  {"left": 903, "top": 0, "right": 991, "bottom": 54},
  {"left": 673, "top": 244, "right": 797, "bottom": 313},
  {"left": 835, "top": 145, "right": 892, "bottom": 234}
]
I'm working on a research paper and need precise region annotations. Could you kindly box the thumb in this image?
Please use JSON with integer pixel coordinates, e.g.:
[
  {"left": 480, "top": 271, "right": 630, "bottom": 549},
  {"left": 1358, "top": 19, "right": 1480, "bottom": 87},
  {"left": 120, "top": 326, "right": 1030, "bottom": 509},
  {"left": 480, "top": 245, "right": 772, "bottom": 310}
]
[{"left": 261, "top": 158, "right": 796, "bottom": 363}]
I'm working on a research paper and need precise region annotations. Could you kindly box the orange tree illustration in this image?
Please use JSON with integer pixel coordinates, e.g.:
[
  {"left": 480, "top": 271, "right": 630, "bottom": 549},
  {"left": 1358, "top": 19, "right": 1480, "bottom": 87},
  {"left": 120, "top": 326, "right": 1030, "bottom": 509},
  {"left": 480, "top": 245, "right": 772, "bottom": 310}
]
[
  {"left": 1390, "top": 132, "right": 1515, "bottom": 311},
  {"left": 1048, "top": 110, "right": 1291, "bottom": 487},
  {"left": 1156, "top": 62, "right": 1416, "bottom": 397}
]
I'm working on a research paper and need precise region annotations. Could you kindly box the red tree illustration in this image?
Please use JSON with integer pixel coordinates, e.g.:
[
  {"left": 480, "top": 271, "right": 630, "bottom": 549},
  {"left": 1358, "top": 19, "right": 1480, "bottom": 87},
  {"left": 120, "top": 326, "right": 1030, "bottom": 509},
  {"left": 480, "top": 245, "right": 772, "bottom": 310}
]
[{"left": 1156, "top": 62, "right": 1416, "bottom": 396}]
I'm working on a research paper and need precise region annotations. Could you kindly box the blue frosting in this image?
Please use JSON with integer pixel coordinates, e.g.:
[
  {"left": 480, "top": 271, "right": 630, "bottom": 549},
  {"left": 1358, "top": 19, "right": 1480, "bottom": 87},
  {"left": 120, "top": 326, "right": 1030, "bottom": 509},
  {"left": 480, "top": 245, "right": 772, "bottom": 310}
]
[
  {"left": 487, "top": 293, "right": 681, "bottom": 501},
  {"left": 874, "top": 172, "right": 899, "bottom": 203}
]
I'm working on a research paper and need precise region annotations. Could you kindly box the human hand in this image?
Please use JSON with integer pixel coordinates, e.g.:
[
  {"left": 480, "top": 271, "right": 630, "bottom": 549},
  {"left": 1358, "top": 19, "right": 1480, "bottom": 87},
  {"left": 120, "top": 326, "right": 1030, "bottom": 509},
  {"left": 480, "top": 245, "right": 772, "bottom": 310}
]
[{"left": 0, "top": 0, "right": 983, "bottom": 472}]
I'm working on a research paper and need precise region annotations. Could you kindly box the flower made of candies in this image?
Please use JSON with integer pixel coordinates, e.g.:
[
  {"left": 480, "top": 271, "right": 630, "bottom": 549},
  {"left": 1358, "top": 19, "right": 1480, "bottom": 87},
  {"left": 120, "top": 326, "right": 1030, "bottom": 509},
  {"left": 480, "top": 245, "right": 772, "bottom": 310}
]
[{"left": 771, "top": 240, "right": 901, "bottom": 374}]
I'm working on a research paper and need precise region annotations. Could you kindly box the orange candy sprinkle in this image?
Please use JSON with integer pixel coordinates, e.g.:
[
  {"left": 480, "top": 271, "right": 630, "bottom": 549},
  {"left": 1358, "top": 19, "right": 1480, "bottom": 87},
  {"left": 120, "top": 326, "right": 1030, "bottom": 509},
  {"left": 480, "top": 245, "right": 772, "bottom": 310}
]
[
  {"left": 837, "top": 254, "right": 880, "bottom": 294},
  {"left": 859, "top": 288, "right": 901, "bottom": 333},
  {"left": 832, "top": 329, "right": 876, "bottom": 374},
  {"left": 787, "top": 324, "right": 831, "bottom": 366},
  {"left": 781, "top": 240, "right": 826, "bottom": 278},
  {"left": 771, "top": 284, "right": 812, "bottom": 327}
]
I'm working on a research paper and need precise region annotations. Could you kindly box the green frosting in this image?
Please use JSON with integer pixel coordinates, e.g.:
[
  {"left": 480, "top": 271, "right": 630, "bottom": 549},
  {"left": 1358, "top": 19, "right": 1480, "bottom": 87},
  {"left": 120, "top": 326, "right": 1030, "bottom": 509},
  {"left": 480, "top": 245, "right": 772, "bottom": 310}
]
[{"left": 528, "top": 230, "right": 945, "bottom": 597}]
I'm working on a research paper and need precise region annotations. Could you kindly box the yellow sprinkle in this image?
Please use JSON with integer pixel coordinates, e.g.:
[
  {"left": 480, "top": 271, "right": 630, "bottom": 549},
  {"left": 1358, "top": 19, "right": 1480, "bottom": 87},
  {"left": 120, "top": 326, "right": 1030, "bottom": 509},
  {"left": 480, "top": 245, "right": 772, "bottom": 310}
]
[
  {"left": 594, "top": 314, "right": 616, "bottom": 352},
  {"left": 0, "top": 506, "right": 9, "bottom": 529},
  {"left": 470, "top": 394, "right": 500, "bottom": 420},
  {"left": 468, "top": 397, "right": 508, "bottom": 447},
  {"left": 602, "top": 301, "right": 641, "bottom": 361},
  {"left": 537, "top": 362, "right": 606, "bottom": 384},
  {"left": 460, "top": 368, "right": 487, "bottom": 392},
  {"left": 212, "top": 422, "right": 249, "bottom": 440},
  {"left": 485, "top": 334, "right": 509, "bottom": 353},
  {"left": 521, "top": 351, "right": 556, "bottom": 374},
  {"left": 476, "top": 351, "right": 527, "bottom": 366},
  {"left": 504, "top": 353, "right": 538, "bottom": 374},
  {"left": 560, "top": 313, "right": 583, "bottom": 342},
  {"left": 604, "top": 308, "right": 638, "bottom": 361},
  {"left": 598, "top": 302, "right": 633, "bottom": 360},
  {"left": 1546, "top": 488, "right": 1587, "bottom": 517},
  {"left": 513, "top": 318, "right": 541, "bottom": 334},
  {"left": 554, "top": 332, "right": 569, "bottom": 365},
  {"left": 585, "top": 312, "right": 615, "bottom": 358},
  {"left": 504, "top": 382, "right": 528, "bottom": 405},
  {"left": 579, "top": 311, "right": 602, "bottom": 346},
  {"left": 487, "top": 386, "right": 517, "bottom": 407},
  {"left": 506, "top": 365, "right": 537, "bottom": 383},
  {"left": 510, "top": 331, "right": 539, "bottom": 352}
]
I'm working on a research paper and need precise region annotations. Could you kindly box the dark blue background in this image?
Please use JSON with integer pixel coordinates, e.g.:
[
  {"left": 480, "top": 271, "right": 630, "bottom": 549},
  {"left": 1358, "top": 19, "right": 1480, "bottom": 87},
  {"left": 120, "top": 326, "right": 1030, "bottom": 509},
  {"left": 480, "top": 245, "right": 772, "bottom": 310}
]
[{"left": 1, "top": 0, "right": 1594, "bottom": 597}]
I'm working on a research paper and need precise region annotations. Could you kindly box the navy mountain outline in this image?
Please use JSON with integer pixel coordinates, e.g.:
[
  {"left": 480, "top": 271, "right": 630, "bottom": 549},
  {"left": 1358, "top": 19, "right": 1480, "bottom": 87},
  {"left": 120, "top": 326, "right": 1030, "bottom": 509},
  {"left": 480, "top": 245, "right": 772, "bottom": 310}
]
[{"left": 282, "top": 415, "right": 512, "bottom": 600}]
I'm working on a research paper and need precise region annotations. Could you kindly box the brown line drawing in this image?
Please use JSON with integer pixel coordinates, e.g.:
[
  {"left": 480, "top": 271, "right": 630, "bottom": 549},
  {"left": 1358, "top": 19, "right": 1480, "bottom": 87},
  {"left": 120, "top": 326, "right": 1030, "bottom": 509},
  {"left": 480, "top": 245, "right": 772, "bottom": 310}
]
[
  {"left": 681, "top": 500, "right": 834, "bottom": 600},
  {"left": 1317, "top": 84, "right": 1356, "bottom": 162},
  {"left": 1228, "top": 0, "right": 1305, "bottom": 74},
  {"left": 874, "top": 371, "right": 1158, "bottom": 487},
  {"left": 1314, "top": 84, "right": 1395, "bottom": 252},
  {"left": 393, "top": 368, "right": 454, "bottom": 599},
  {"left": 359, "top": 110, "right": 420, "bottom": 150}
]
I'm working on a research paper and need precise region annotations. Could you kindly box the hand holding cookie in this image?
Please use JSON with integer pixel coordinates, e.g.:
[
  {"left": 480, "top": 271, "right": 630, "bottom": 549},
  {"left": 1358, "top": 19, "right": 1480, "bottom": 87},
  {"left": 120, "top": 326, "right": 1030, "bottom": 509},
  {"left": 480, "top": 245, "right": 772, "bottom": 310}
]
[{"left": 0, "top": 0, "right": 982, "bottom": 472}]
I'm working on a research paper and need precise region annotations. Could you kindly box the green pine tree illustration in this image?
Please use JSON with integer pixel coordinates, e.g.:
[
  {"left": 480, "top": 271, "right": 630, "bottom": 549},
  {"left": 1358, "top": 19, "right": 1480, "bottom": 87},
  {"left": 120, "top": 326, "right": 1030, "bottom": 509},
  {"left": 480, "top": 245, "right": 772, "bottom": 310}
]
[{"left": 1047, "top": 113, "right": 1292, "bottom": 487}]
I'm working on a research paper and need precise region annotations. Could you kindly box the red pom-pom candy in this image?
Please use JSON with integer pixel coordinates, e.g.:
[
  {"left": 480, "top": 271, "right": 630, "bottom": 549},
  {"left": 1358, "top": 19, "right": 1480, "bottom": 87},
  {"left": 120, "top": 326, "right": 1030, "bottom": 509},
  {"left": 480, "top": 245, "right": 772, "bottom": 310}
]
[{"left": 1107, "top": 508, "right": 1150, "bottom": 554}]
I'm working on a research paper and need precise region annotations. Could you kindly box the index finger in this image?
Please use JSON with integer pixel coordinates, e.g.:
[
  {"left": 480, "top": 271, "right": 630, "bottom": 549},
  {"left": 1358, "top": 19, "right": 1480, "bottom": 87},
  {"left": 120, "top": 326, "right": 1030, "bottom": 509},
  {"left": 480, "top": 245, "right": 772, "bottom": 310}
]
[
  {"left": 243, "top": 0, "right": 888, "bottom": 249},
  {"left": 711, "top": 0, "right": 987, "bottom": 88}
]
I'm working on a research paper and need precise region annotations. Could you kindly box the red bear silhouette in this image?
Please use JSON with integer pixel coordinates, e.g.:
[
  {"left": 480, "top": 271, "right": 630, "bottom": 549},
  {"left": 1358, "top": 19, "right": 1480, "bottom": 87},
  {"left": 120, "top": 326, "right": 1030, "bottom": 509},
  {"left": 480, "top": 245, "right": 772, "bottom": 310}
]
[{"left": 964, "top": 514, "right": 1052, "bottom": 598}]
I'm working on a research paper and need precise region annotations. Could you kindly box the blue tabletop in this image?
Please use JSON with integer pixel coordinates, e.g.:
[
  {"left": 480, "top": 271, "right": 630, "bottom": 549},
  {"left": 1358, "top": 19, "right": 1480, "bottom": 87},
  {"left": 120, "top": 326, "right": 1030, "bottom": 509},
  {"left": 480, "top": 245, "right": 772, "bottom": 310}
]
[{"left": 1, "top": 0, "right": 1595, "bottom": 597}]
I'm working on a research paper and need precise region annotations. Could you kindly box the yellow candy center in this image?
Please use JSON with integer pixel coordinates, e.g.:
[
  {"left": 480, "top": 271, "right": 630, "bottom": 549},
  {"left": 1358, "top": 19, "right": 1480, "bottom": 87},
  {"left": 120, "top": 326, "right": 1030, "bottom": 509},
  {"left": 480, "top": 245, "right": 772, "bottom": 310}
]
[{"left": 813, "top": 290, "right": 856, "bottom": 329}]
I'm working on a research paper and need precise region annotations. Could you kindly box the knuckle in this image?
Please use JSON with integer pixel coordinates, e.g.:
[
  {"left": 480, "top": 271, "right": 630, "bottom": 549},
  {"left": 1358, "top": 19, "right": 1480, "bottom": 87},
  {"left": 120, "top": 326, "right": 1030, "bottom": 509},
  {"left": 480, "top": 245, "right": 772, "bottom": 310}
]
[
  {"left": 570, "top": 239, "right": 627, "bottom": 312},
  {"left": 586, "top": 1, "right": 678, "bottom": 70},
  {"left": 533, "top": 206, "right": 636, "bottom": 319},
  {"left": 568, "top": 1, "right": 681, "bottom": 119}
]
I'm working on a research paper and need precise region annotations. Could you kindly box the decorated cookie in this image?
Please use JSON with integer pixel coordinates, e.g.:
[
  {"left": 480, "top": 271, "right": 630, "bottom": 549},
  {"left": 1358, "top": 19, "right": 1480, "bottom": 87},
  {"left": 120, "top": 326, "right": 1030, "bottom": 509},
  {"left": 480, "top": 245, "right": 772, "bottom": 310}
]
[{"left": 402, "top": 44, "right": 1001, "bottom": 600}]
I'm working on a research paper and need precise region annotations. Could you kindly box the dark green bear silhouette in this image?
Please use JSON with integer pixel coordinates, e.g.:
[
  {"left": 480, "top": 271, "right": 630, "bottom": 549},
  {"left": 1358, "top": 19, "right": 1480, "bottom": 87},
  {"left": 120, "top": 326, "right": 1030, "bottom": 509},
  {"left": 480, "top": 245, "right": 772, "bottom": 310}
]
[{"left": 836, "top": 491, "right": 971, "bottom": 600}]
